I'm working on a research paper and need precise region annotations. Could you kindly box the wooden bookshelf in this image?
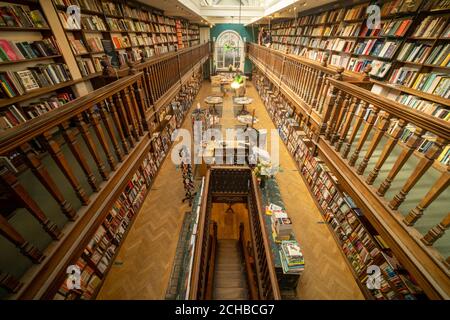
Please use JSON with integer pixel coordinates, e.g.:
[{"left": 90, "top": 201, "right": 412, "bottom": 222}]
[{"left": 265, "top": 0, "right": 449, "bottom": 123}]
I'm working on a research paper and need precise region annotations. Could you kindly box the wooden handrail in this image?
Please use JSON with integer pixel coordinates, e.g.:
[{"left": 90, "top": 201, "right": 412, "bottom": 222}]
[
  {"left": 328, "top": 78, "right": 450, "bottom": 139},
  {"left": 189, "top": 169, "right": 211, "bottom": 299},
  {"left": 239, "top": 223, "right": 259, "bottom": 300},
  {"left": 249, "top": 172, "right": 282, "bottom": 300},
  {"left": 0, "top": 73, "right": 143, "bottom": 155}
]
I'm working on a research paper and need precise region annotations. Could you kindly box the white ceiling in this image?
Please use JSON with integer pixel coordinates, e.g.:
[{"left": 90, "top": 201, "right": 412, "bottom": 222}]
[{"left": 140, "top": 0, "right": 335, "bottom": 26}]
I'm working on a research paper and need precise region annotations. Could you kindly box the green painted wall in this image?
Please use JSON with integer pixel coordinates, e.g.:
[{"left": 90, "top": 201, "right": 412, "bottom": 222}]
[{"left": 210, "top": 24, "right": 257, "bottom": 74}]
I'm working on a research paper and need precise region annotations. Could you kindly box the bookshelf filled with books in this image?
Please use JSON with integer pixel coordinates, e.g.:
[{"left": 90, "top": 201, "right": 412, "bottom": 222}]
[
  {"left": 267, "top": 0, "right": 449, "bottom": 121},
  {"left": 0, "top": 0, "right": 78, "bottom": 131},
  {"left": 254, "top": 70, "right": 428, "bottom": 300},
  {"left": 52, "top": 0, "right": 190, "bottom": 78}
]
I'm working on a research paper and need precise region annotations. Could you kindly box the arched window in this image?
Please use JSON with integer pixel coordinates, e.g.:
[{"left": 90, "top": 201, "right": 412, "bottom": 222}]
[{"left": 214, "top": 30, "right": 245, "bottom": 71}]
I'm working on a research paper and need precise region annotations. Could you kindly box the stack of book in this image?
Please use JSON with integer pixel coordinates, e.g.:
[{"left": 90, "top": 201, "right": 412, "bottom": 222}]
[
  {"left": 0, "top": 63, "right": 72, "bottom": 98},
  {"left": 0, "top": 3, "right": 49, "bottom": 28},
  {"left": 279, "top": 240, "right": 305, "bottom": 274},
  {"left": 0, "top": 37, "right": 60, "bottom": 62}
]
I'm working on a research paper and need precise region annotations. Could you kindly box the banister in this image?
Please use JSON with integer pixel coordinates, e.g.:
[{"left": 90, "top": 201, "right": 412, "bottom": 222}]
[
  {"left": 250, "top": 172, "right": 282, "bottom": 300},
  {"left": 327, "top": 78, "right": 450, "bottom": 139},
  {"left": 189, "top": 169, "right": 211, "bottom": 300},
  {"left": 0, "top": 73, "right": 143, "bottom": 155}
]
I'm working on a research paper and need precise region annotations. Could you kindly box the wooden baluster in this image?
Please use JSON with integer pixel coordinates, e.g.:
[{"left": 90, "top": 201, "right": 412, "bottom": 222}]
[
  {"left": 367, "top": 120, "right": 406, "bottom": 185},
  {"left": 389, "top": 138, "right": 445, "bottom": 210},
  {"left": 310, "top": 70, "right": 321, "bottom": 109},
  {"left": 41, "top": 131, "right": 89, "bottom": 205},
  {"left": 122, "top": 88, "right": 140, "bottom": 140},
  {"left": 404, "top": 170, "right": 449, "bottom": 226},
  {"left": 19, "top": 143, "right": 76, "bottom": 220},
  {"left": 306, "top": 67, "right": 315, "bottom": 105},
  {"left": 320, "top": 82, "right": 337, "bottom": 136},
  {"left": 331, "top": 93, "right": 351, "bottom": 145},
  {"left": 128, "top": 85, "right": 144, "bottom": 136},
  {"left": 318, "top": 76, "right": 330, "bottom": 114},
  {"left": 59, "top": 121, "right": 99, "bottom": 192},
  {"left": 108, "top": 97, "right": 130, "bottom": 155},
  {"left": 349, "top": 106, "right": 380, "bottom": 167},
  {"left": 0, "top": 271, "right": 23, "bottom": 293},
  {"left": 377, "top": 128, "right": 424, "bottom": 196},
  {"left": 420, "top": 213, "right": 450, "bottom": 246},
  {"left": 114, "top": 92, "right": 135, "bottom": 148},
  {"left": 75, "top": 114, "right": 109, "bottom": 181},
  {"left": 325, "top": 88, "right": 344, "bottom": 141},
  {"left": 86, "top": 107, "right": 116, "bottom": 171},
  {"left": 0, "top": 167, "right": 62, "bottom": 240},
  {"left": 98, "top": 101, "right": 124, "bottom": 162},
  {"left": 342, "top": 101, "right": 369, "bottom": 159},
  {"left": 145, "top": 66, "right": 156, "bottom": 104},
  {"left": 299, "top": 65, "right": 307, "bottom": 100},
  {"left": 357, "top": 111, "right": 391, "bottom": 175},
  {"left": 0, "top": 214, "right": 44, "bottom": 263}
]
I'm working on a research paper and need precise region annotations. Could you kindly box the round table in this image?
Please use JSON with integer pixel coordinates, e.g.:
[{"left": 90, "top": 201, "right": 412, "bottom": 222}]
[
  {"left": 204, "top": 96, "right": 223, "bottom": 116},
  {"left": 234, "top": 97, "right": 253, "bottom": 115},
  {"left": 237, "top": 114, "right": 259, "bottom": 125}
]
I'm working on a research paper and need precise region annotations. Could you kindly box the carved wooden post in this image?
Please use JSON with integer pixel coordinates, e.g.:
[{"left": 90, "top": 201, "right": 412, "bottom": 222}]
[
  {"left": 366, "top": 119, "right": 406, "bottom": 185},
  {"left": 0, "top": 167, "right": 62, "bottom": 239},
  {"left": 331, "top": 93, "right": 350, "bottom": 145},
  {"left": 404, "top": 170, "right": 449, "bottom": 226},
  {"left": 19, "top": 143, "right": 76, "bottom": 220},
  {"left": 389, "top": 138, "right": 445, "bottom": 210},
  {"left": 0, "top": 271, "right": 23, "bottom": 293},
  {"left": 127, "top": 85, "right": 145, "bottom": 136},
  {"left": 87, "top": 107, "right": 116, "bottom": 171},
  {"left": 342, "top": 101, "right": 369, "bottom": 159},
  {"left": 98, "top": 101, "right": 124, "bottom": 163},
  {"left": 325, "top": 88, "right": 345, "bottom": 141},
  {"left": 41, "top": 131, "right": 89, "bottom": 205},
  {"left": 357, "top": 111, "right": 391, "bottom": 175},
  {"left": 75, "top": 114, "right": 109, "bottom": 181},
  {"left": 335, "top": 97, "right": 358, "bottom": 152},
  {"left": 121, "top": 88, "right": 140, "bottom": 141},
  {"left": 349, "top": 106, "right": 380, "bottom": 167},
  {"left": 108, "top": 97, "right": 130, "bottom": 154},
  {"left": 377, "top": 128, "right": 424, "bottom": 196},
  {"left": 59, "top": 121, "right": 99, "bottom": 192},
  {"left": 0, "top": 214, "right": 44, "bottom": 263},
  {"left": 420, "top": 213, "right": 450, "bottom": 246},
  {"left": 114, "top": 91, "right": 135, "bottom": 148},
  {"left": 320, "top": 79, "right": 337, "bottom": 136}
]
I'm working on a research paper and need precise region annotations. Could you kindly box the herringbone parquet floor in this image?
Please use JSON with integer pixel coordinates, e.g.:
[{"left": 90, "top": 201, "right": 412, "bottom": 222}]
[{"left": 97, "top": 80, "right": 364, "bottom": 300}]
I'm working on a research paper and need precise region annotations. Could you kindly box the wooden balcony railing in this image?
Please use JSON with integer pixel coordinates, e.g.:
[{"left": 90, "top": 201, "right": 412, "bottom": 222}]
[
  {"left": 248, "top": 42, "right": 450, "bottom": 299},
  {"left": 0, "top": 43, "right": 210, "bottom": 299},
  {"left": 189, "top": 166, "right": 281, "bottom": 300}
]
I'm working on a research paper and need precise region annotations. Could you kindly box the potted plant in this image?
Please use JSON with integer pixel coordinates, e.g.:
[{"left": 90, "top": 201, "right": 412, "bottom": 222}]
[{"left": 253, "top": 160, "right": 273, "bottom": 189}]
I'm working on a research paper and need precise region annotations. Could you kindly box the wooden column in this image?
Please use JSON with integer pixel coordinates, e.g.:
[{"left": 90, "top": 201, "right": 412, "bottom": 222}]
[
  {"left": 377, "top": 128, "right": 424, "bottom": 196},
  {"left": 331, "top": 93, "right": 350, "bottom": 145},
  {"left": 41, "top": 131, "right": 89, "bottom": 205},
  {"left": 19, "top": 143, "right": 76, "bottom": 220},
  {"left": 335, "top": 96, "right": 358, "bottom": 152},
  {"left": 0, "top": 167, "right": 62, "bottom": 240},
  {"left": 59, "top": 121, "right": 99, "bottom": 192},
  {"left": 342, "top": 101, "right": 369, "bottom": 159},
  {"left": 74, "top": 114, "right": 109, "bottom": 181},
  {"left": 98, "top": 101, "right": 124, "bottom": 162},
  {"left": 389, "top": 138, "right": 445, "bottom": 210},
  {"left": 86, "top": 108, "right": 117, "bottom": 171},
  {"left": 404, "top": 170, "right": 450, "bottom": 226},
  {"left": 421, "top": 213, "right": 450, "bottom": 246},
  {"left": 108, "top": 97, "right": 130, "bottom": 155},
  {"left": 0, "top": 215, "right": 44, "bottom": 263},
  {"left": 349, "top": 106, "right": 380, "bottom": 167},
  {"left": 0, "top": 271, "right": 23, "bottom": 293},
  {"left": 366, "top": 120, "right": 406, "bottom": 185}
]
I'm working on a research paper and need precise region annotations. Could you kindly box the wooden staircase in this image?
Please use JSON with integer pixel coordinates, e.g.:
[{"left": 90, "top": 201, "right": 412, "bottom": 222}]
[{"left": 213, "top": 239, "right": 248, "bottom": 300}]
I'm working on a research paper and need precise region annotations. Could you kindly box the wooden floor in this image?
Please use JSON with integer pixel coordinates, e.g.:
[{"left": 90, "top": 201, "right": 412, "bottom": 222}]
[{"left": 97, "top": 80, "right": 364, "bottom": 300}]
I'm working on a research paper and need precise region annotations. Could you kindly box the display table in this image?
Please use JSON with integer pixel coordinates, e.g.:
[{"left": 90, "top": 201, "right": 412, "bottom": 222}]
[
  {"left": 259, "top": 178, "right": 302, "bottom": 290},
  {"left": 204, "top": 96, "right": 223, "bottom": 116},
  {"left": 234, "top": 97, "right": 253, "bottom": 115}
]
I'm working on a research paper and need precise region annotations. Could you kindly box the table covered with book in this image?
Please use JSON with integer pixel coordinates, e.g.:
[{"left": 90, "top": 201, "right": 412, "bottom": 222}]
[{"left": 259, "top": 178, "right": 304, "bottom": 290}]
